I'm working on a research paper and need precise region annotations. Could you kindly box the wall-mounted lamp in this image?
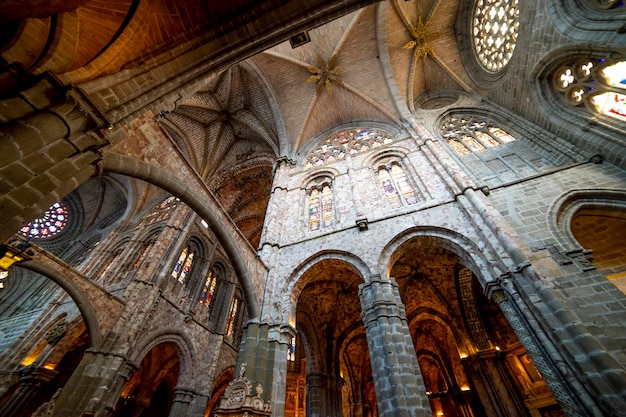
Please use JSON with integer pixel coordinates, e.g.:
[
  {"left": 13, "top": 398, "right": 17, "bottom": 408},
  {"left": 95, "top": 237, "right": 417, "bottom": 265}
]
[{"left": 356, "top": 217, "right": 369, "bottom": 232}]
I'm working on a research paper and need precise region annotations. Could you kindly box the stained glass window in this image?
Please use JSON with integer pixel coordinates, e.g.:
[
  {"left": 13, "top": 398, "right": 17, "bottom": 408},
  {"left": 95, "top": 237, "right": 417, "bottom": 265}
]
[
  {"left": 145, "top": 196, "right": 180, "bottom": 225},
  {"left": 171, "top": 246, "right": 195, "bottom": 284},
  {"left": 19, "top": 202, "right": 68, "bottom": 239},
  {"left": 305, "top": 129, "right": 393, "bottom": 169},
  {"left": 308, "top": 185, "right": 335, "bottom": 231},
  {"left": 555, "top": 58, "right": 626, "bottom": 122},
  {"left": 440, "top": 115, "right": 516, "bottom": 155},
  {"left": 199, "top": 267, "right": 219, "bottom": 305},
  {"left": 472, "top": 0, "right": 520, "bottom": 72},
  {"left": 378, "top": 164, "right": 418, "bottom": 208},
  {"left": 225, "top": 298, "right": 240, "bottom": 339}
]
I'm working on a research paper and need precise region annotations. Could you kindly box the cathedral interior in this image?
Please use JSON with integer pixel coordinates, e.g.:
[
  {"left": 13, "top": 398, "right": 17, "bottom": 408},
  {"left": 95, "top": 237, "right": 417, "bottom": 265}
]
[{"left": 0, "top": 0, "right": 625, "bottom": 416}]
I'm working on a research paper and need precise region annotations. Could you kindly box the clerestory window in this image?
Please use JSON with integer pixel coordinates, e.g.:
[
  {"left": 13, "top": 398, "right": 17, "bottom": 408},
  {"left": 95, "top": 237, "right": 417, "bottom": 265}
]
[
  {"left": 554, "top": 58, "right": 626, "bottom": 123},
  {"left": 440, "top": 115, "right": 515, "bottom": 156},
  {"left": 378, "top": 163, "right": 418, "bottom": 208}
]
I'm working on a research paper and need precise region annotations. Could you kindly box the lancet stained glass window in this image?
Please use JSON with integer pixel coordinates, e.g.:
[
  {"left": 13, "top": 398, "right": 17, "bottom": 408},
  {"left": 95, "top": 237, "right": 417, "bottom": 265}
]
[
  {"left": 308, "top": 185, "right": 335, "bottom": 231},
  {"left": 19, "top": 202, "right": 68, "bottom": 239},
  {"left": 172, "top": 246, "right": 195, "bottom": 284},
  {"left": 378, "top": 164, "right": 418, "bottom": 208},
  {"left": 440, "top": 116, "right": 516, "bottom": 156},
  {"left": 305, "top": 129, "right": 393, "bottom": 169},
  {"left": 472, "top": 0, "right": 520, "bottom": 72},
  {"left": 225, "top": 297, "right": 240, "bottom": 339},
  {"left": 555, "top": 58, "right": 626, "bottom": 122},
  {"left": 199, "top": 267, "right": 220, "bottom": 306}
]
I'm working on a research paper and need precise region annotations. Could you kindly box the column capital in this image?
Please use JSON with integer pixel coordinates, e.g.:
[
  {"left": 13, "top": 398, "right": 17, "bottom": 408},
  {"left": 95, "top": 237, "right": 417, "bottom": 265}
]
[
  {"left": 172, "top": 387, "right": 197, "bottom": 404},
  {"left": 18, "top": 366, "right": 57, "bottom": 385}
]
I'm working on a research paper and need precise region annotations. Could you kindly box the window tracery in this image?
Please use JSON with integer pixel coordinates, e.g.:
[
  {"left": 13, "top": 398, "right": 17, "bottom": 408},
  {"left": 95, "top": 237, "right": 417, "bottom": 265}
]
[
  {"left": 440, "top": 115, "right": 516, "bottom": 156},
  {"left": 378, "top": 163, "right": 418, "bottom": 208},
  {"left": 199, "top": 265, "right": 222, "bottom": 306},
  {"left": 472, "top": 0, "right": 520, "bottom": 72},
  {"left": 305, "top": 129, "right": 393, "bottom": 169},
  {"left": 144, "top": 196, "right": 180, "bottom": 225},
  {"left": 308, "top": 182, "right": 335, "bottom": 231},
  {"left": 555, "top": 58, "right": 626, "bottom": 122},
  {"left": 19, "top": 202, "right": 68, "bottom": 239},
  {"left": 171, "top": 246, "right": 195, "bottom": 284}
]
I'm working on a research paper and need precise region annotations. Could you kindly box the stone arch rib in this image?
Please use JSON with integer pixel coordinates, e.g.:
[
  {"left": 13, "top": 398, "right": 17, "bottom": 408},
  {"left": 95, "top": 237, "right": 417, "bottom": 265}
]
[
  {"left": 18, "top": 259, "right": 102, "bottom": 348},
  {"left": 102, "top": 153, "right": 261, "bottom": 319}
]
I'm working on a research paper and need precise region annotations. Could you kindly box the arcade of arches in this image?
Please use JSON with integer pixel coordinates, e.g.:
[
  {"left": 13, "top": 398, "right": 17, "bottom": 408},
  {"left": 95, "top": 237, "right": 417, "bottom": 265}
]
[{"left": 0, "top": 1, "right": 625, "bottom": 417}]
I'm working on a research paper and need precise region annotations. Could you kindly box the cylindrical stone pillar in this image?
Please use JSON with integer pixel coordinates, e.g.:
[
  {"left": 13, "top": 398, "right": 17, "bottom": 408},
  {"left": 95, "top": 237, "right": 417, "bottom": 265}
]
[
  {"left": 167, "top": 387, "right": 196, "bottom": 417},
  {"left": 358, "top": 274, "right": 432, "bottom": 417},
  {"left": 0, "top": 366, "right": 57, "bottom": 417}
]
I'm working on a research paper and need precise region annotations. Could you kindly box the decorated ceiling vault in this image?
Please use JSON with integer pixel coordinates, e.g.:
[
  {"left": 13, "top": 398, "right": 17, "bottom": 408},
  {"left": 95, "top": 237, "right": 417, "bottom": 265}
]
[{"left": 0, "top": 1, "right": 625, "bottom": 417}]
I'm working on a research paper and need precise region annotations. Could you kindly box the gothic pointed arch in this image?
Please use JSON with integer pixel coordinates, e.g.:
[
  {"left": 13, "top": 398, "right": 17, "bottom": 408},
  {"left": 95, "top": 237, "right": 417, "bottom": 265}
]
[
  {"left": 547, "top": 0, "right": 626, "bottom": 41},
  {"left": 385, "top": 231, "right": 565, "bottom": 416},
  {"left": 127, "top": 328, "right": 197, "bottom": 389},
  {"left": 548, "top": 188, "right": 626, "bottom": 294},
  {"left": 102, "top": 154, "right": 261, "bottom": 319},
  {"left": 284, "top": 253, "right": 374, "bottom": 417}
]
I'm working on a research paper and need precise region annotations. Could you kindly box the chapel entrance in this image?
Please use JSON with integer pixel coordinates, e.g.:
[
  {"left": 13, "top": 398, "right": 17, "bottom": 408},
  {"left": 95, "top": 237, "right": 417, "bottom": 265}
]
[
  {"left": 112, "top": 342, "right": 180, "bottom": 417},
  {"left": 389, "top": 238, "right": 565, "bottom": 417},
  {"left": 287, "top": 259, "right": 376, "bottom": 417}
]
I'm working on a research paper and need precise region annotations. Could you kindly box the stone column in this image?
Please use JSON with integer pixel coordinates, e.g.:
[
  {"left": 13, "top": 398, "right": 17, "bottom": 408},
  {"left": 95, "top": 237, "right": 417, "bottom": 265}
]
[
  {"left": 485, "top": 278, "right": 589, "bottom": 416},
  {"left": 51, "top": 349, "right": 129, "bottom": 417},
  {"left": 235, "top": 321, "right": 291, "bottom": 416},
  {"left": 358, "top": 275, "right": 431, "bottom": 417},
  {"left": 462, "top": 351, "right": 525, "bottom": 417},
  {"left": 305, "top": 373, "right": 327, "bottom": 417},
  {"left": 167, "top": 387, "right": 196, "bottom": 417},
  {"left": 0, "top": 366, "right": 57, "bottom": 417}
]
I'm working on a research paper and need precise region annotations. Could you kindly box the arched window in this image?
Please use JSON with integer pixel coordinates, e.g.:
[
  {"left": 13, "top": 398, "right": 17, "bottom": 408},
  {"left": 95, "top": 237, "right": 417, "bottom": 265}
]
[
  {"left": 225, "top": 297, "right": 241, "bottom": 339},
  {"left": 199, "top": 265, "right": 223, "bottom": 306},
  {"left": 19, "top": 202, "right": 68, "bottom": 239},
  {"left": 99, "top": 241, "right": 129, "bottom": 282},
  {"left": 440, "top": 115, "right": 515, "bottom": 156},
  {"left": 305, "top": 129, "right": 393, "bottom": 169},
  {"left": 308, "top": 183, "right": 335, "bottom": 231},
  {"left": 144, "top": 196, "right": 180, "bottom": 225},
  {"left": 554, "top": 58, "right": 626, "bottom": 122},
  {"left": 377, "top": 163, "right": 418, "bottom": 208},
  {"left": 132, "top": 236, "right": 157, "bottom": 270},
  {"left": 171, "top": 246, "right": 195, "bottom": 284}
]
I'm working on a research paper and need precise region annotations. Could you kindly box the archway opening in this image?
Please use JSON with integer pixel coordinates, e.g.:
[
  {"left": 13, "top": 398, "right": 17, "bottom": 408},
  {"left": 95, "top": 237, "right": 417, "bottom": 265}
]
[
  {"left": 112, "top": 342, "right": 180, "bottom": 417},
  {"left": 289, "top": 258, "right": 376, "bottom": 417},
  {"left": 390, "top": 238, "right": 564, "bottom": 417},
  {"left": 0, "top": 267, "right": 91, "bottom": 417},
  {"left": 571, "top": 206, "right": 626, "bottom": 294}
]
